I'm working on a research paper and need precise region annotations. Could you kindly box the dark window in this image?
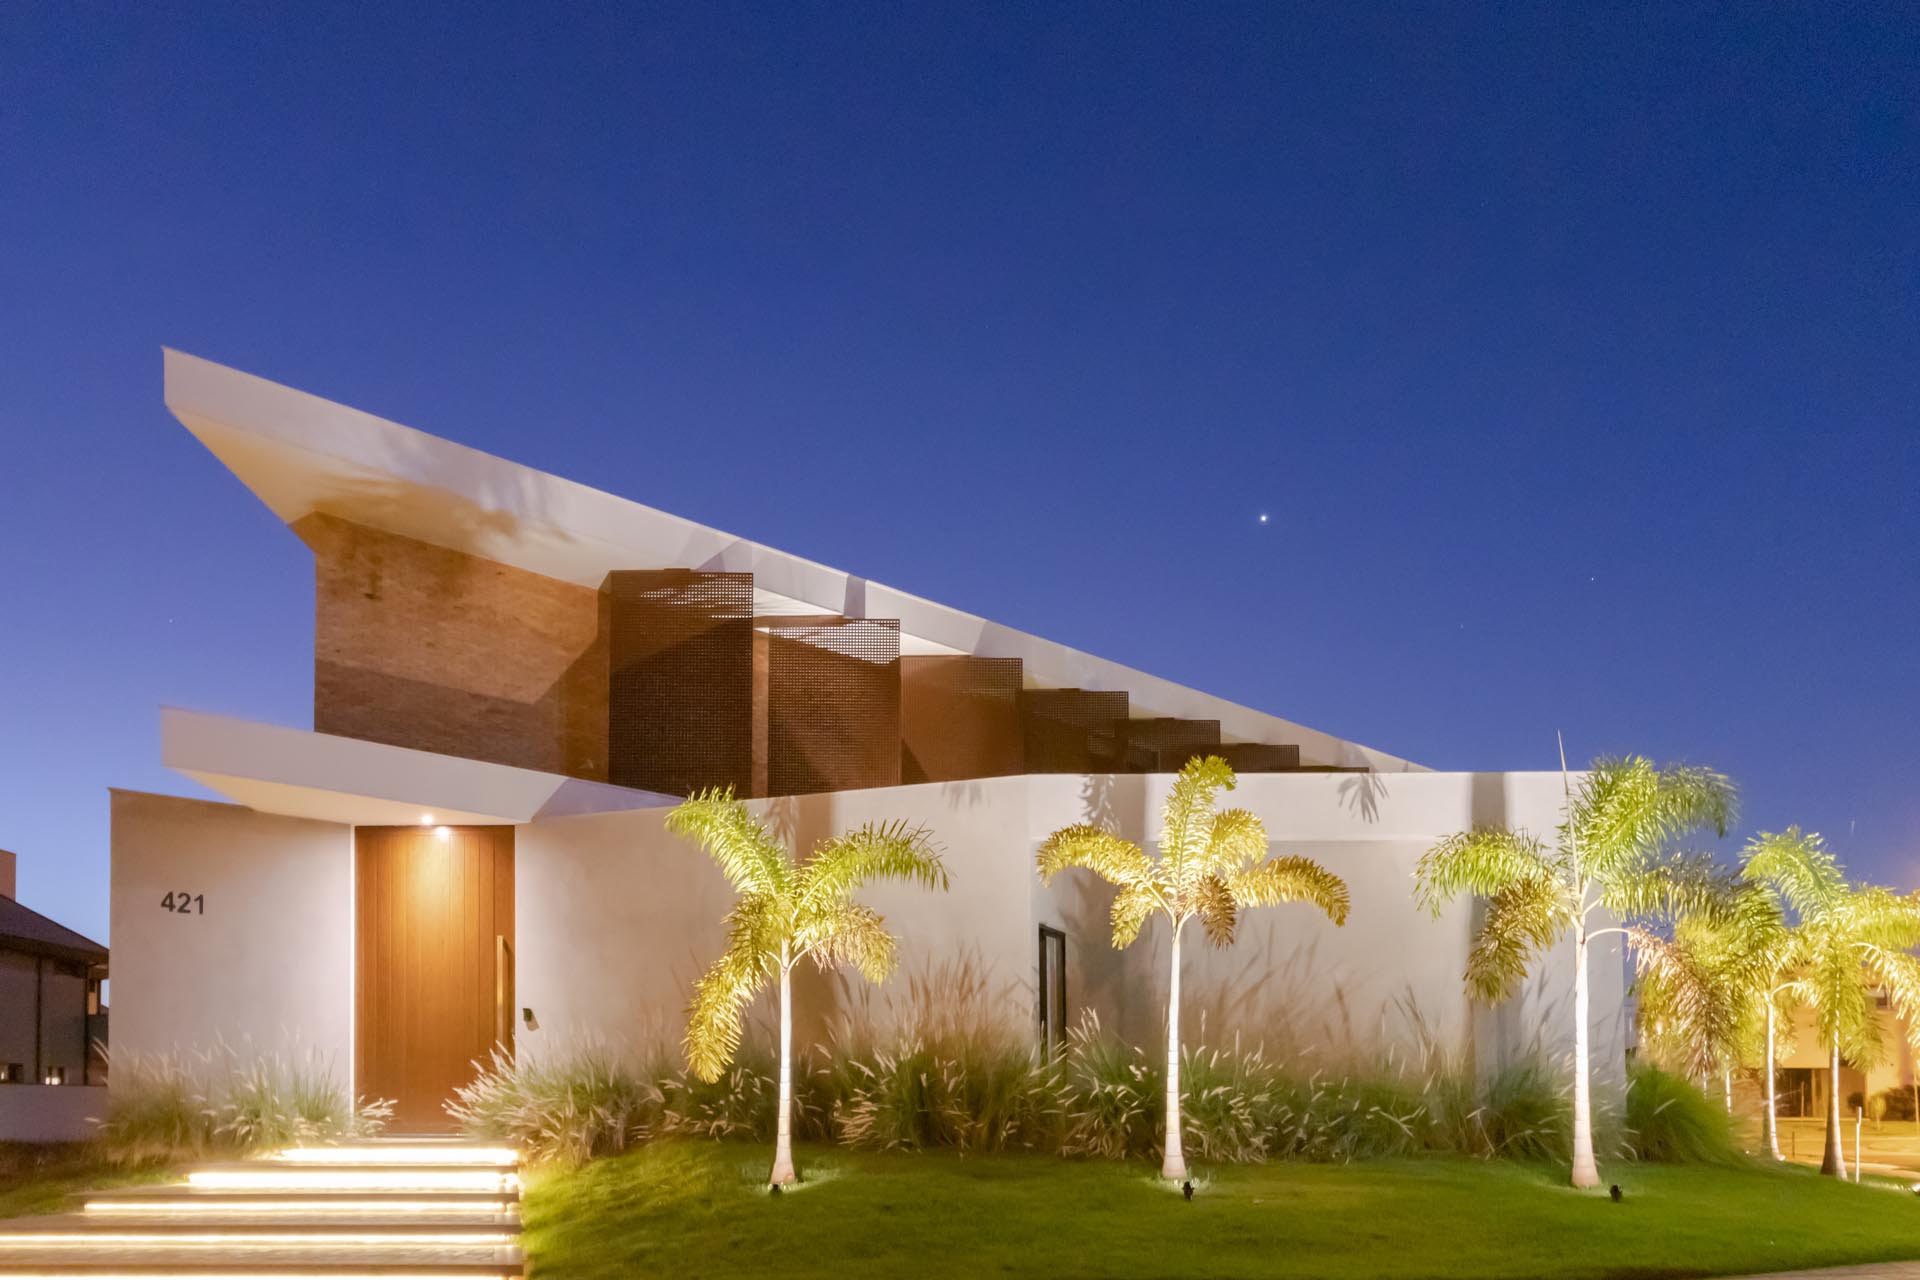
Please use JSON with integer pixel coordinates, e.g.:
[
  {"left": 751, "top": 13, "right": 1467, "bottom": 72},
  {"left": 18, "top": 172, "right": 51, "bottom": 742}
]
[
  {"left": 0, "top": 1064, "right": 21, "bottom": 1084},
  {"left": 1038, "top": 925, "right": 1067, "bottom": 1055},
  {"left": 42, "top": 1066, "right": 65, "bottom": 1086}
]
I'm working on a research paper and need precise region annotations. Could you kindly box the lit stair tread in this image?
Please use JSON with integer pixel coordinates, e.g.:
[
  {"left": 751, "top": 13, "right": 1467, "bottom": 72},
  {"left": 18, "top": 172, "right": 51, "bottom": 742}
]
[
  {"left": 0, "top": 1213, "right": 519, "bottom": 1235},
  {"left": 191, "top": 1161, "right": 515, "bottom": 1175},
  {"left": 0, "top": 1244, "right": 521, "bottom": 1270},
  {"left": 0, "top": 1262, "right": 521, "bottom": 1277},
  {"left": 84, "top": 1186, "right": 519, "bottom": 1205}
]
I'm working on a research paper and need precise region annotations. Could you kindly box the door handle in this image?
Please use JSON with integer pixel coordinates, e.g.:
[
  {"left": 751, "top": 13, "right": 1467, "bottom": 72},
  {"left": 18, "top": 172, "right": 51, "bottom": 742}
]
[{"left": 494, "top": 935, "right": 515, "bottom": 1054}]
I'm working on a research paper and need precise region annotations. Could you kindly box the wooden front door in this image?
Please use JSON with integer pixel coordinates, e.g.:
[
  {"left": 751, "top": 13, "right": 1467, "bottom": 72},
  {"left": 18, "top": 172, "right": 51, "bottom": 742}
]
[{"left": 355, "top": 825, "right": 514, "bottom": 1132}]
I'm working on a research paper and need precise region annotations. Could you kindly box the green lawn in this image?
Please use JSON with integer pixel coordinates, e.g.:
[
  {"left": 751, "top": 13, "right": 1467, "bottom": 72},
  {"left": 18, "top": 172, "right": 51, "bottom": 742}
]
[
  {"left": 0, "top": 1144, "right": 171, "bottom": 1220},
  {"left": 522, "top": 1141, "right": 1920, "bottom": 1280}
]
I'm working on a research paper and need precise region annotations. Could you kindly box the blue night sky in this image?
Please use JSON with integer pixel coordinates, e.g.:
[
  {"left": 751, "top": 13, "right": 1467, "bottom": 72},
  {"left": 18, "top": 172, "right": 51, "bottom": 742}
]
[{"left": 1, "top": 4, "right": 1915, "bottom": 945}]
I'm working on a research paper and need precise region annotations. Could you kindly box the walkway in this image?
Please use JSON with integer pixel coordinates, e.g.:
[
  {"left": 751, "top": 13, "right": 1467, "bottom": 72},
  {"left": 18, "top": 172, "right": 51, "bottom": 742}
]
[{"left": 0, "top": 1136, "right": 523, "bottom": 1276}]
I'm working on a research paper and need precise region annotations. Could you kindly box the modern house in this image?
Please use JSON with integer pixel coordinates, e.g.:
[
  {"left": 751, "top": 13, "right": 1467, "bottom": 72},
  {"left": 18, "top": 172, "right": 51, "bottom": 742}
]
[
  {"left": 110, "top": 351, "right": 1626, "bottom": 1132},
  {"left": 0, "top": 848, "right": 109, "bottom": 1140}
]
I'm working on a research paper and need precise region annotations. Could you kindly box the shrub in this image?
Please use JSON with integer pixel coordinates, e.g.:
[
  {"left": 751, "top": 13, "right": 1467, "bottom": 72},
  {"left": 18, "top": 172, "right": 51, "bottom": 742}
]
[
  {"left": 97, "top": 1043, "right": 387, "bottom": 1162},
  {"left": 1878, "top": 1085, "right": 1918, "bottom": 1122},
  {"left": 1462, "top": 1058, "right": 1572, "bottom": 1161},
  {"left": 449, "top": 964, "right": 1731, "bottom": 1174},
  {"left": 660, "top": 1057, "right": 782, "bottom": 1142},
  {"left": 1624, "top": 1065, "right": 1737, "bottom": 1163},
  {"left": 1057, "top": 1015, "right": 1159, "bottom": 1160},
  {"left": 448, "top": 1045, "right": 664, "bottom": 1166}
]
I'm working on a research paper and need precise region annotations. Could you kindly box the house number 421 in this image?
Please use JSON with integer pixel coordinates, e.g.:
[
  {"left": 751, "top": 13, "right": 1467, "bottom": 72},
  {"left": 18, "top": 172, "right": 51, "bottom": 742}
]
[{"left": 160, "top": 891, "right": 204, "bottom": 915}]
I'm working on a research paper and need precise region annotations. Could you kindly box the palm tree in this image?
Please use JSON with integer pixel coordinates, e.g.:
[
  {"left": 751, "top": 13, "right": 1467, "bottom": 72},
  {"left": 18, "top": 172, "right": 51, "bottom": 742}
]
[
  {"left": 666, "top": 789, "right": 948, "bottom": 1187},
  {"left": 1036, "top": 755, "right": 1349, "bottom": 1181},
  {"left": 1731, "top": 830, "right": 1816, "bottom": 1160},
  {"left": 1413, "top": 754, "right": 1736, "bottom": 1189},
  {"left": 1627, "top": 879, "right": 1787, "bottom": 1124},
  {"left": 1744, "top": 828, "right": 1920, "bottom": 1177}
]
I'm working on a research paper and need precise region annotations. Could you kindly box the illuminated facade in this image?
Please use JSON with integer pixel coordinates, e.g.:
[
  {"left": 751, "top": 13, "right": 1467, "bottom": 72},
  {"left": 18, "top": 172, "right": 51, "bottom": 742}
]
[{"left": 110, "top": 352, "right": 1625, "bottom": 1130}]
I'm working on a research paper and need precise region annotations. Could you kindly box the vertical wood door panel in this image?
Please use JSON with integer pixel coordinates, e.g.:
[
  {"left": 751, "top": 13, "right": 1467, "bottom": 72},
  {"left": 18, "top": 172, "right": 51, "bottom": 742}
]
[{"left": 355, "top": 825, "right": 513, "bottom": 1132}]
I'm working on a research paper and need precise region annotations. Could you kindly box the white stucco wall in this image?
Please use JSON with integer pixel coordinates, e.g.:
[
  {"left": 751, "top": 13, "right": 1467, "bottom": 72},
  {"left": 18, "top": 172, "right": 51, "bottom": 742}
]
[
  {"left": 105, "top": 769, "right": 1627, "bottom": 1098},
  {"left": 109, "top": 790, "right": 354, "bottom": 1069},
  {"left": 513, "top": 781, "right": 1037, "bottom": 1058},
  {"left": 514, "top": 770, "right": 1627, "bottom": 1087},
  {"left": 0, "top": 1085, "right": 107, "bottom": 1142}
]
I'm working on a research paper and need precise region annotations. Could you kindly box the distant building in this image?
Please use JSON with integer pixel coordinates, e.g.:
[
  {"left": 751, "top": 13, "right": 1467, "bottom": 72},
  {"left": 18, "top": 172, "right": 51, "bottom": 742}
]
[
  {"left": 1774, "top": 998, "right": 1919, "bottom": 1120},
  {"left": 0, "top": 848, "right": 108, "bottom": 1140}
]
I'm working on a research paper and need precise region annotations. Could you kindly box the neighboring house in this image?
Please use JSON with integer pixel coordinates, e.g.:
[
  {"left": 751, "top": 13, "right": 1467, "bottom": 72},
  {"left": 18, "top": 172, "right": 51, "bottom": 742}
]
[
  {"left": 0, "top": 848, "right": 109, "bottom": 1140},
  {"left": 109, "top": 351, "right": 1626, "bottom": 1132},
  {"left": 1774, "top": 999, "right": 1919, "bottom": 1120}
]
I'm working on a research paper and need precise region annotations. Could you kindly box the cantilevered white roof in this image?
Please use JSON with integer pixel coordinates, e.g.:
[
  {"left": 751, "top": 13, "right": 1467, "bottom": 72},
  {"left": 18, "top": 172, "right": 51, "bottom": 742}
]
[
  {"left": 163, "top": 350, "right": 1420, "bottom": 772},
  {"left": 163, "top": 708, "right": 678, "bottom": 826}
]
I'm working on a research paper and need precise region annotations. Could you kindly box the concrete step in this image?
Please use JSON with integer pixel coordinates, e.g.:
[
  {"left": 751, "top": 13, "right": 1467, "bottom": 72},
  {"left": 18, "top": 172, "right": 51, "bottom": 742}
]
[
  {"left": 264, "top": 1144, "right": 519, "bottom": 1168},
  {"left": 82, "top": 1185, "right": 520, "bottom": 1208},
  {"left": 0, "top": 1140, "right": 526, "bottom": 1278},
  {"left": 0, "top": 1239, "right": 523, "bottom": 1276},
  {"left": 0, "top": 1211, "right": 520, "bottom": 1236},
  {"left": 0, "top": 1260, "right": 520, "bottom": 1278}
]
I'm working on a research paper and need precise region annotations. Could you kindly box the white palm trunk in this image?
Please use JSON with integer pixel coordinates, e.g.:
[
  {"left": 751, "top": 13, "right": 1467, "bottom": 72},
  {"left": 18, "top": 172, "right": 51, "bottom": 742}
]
[
  {"left": 1162, "top": 920, "right": 1186, "bottom": 1182},
  {"left": 770, "top": 961, "right": 796, "bottom": 1187},
  {"left": 1570, "top": 930, "right": 1600, "bottom": 1188},
  {"left": 1723, "top": 1068, "right": 1732, "bottom": 1113},
  {"left": 1763, "top": 1002, "right": 1781, "bottom": 1160},
  {"left": 1821, "top": 1033, "right": 1843, "bottom": 1177}
]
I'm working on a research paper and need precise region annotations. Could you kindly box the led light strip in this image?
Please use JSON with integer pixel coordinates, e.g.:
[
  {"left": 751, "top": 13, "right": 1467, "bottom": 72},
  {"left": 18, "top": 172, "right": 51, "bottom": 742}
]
[
  {"left": 187, "top": 1170, "right": 517, "bottom": 1190},
  {"left": 271, "top": 1146, "right": 518, "bottom": 1165},
  {"left": 0, "top": 1274, "right": 503, "bottom": 1280},
  {"left": 0, "top": 1232, "right": 516, "bottom": 1246},
  {"left": 85, "top": 1198, "right": 517, "bottom": 1216}
]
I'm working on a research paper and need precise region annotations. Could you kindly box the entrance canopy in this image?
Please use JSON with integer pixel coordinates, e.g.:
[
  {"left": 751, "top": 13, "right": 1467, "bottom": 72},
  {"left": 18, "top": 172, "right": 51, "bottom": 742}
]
[{"left": 162, "top": 707, "right": 677, "bottom": 827}]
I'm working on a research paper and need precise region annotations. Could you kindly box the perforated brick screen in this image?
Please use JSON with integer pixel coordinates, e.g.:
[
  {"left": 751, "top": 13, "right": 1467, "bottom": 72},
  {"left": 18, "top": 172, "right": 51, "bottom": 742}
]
[
  {"left": 765, "top": 619, "right": 902, "bottom": 795},
  {"left": 1117, "top": 717, "right": 1223, "bottom": 771},
  {"left": 606, "top": 570, "right": 754, "bottom": 795},
  {"left": 900, "top": 655, "right": 1026, "bottom": 782},
  {"left": 1201, "top": 742, "right": 1306, "bottom": 773},
  {"left": 1020, "top": 688, "right": 1130, "bottom": 773}
]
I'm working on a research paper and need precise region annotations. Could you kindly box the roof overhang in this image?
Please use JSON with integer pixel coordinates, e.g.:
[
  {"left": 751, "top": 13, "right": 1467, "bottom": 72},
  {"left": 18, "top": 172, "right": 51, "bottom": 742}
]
[
  {"left": 162, "top": 350, "right": 1421, "bottom": 771},
  {"left": 161, "top": 708, "right": 678, "bottom": 826}
]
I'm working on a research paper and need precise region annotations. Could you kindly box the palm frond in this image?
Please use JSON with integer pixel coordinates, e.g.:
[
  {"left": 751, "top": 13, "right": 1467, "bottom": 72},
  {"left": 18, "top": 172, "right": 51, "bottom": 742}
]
[
  {"left": 802, "top": 903, "right": 899, "bottom": 984},
  {"left": 665, "top": 789, "right": 789, "bottom": 895},
  {"left": 1229, "top": 855, "right": 1351, "bottom": 925},
  {"left": 1194, "top": 875, "right": 1237, "bottom": 947},
  {"left": 1159, "top": 756, "right": 1235, "bottom": 895},
  {"left": 1847, "top": 887, "right": 1920, "bottom": 952},
  {"left": 799, "top": 820, "right": 947, "bottom": 909},
  {"left": 1036, "top": 825, "right": 1159, "bottom": 896},
  {"left": 1568, "top": 758, "right": 1736, "bottom": 880},
  {"left": 1742, "top": 828, "right": 1844, "bottom": 922},
  {"left": 1464, "top": 875, "right": 1564, "bottom": 1002},
  {"left": 684, "top": 921, "right": 772, "bottom": 1082},
  {"left": 1202, "top": 807, "right": 1269, "bottom": 879},
  {"left": 1413, "top": 827, "right": 1555, "bottom": 915},
  {"left": 1109, "top": 882, "right": 1161, "bottom": 948},
  {"left": 1600, "top": 850, "right": 1739, "bottom": 923},
  {"left": 1627, "top": 923, "right": 1747, "bottom": 1079}
]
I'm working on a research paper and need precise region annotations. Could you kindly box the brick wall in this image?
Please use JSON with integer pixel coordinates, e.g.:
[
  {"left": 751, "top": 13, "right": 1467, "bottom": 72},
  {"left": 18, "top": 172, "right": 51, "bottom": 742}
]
[{"left": 298, "top": 515, "right": 609, "bottom": 780}]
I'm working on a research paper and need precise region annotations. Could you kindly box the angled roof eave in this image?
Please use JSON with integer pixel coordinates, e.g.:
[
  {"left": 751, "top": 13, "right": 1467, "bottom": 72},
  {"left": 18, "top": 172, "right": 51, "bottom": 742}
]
[{"left": 161, "top": 349, "right": 1423, "bottom": 772}]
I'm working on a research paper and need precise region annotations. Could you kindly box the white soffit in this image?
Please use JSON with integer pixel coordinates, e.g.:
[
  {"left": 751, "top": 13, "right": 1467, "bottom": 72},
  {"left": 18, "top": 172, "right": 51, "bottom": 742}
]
[
  {"left": 162, "top": 350, "right": 1419, "bottom": 771},
  {"left": 161, "top": 708, "right": 677, "bottom": 827}
]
